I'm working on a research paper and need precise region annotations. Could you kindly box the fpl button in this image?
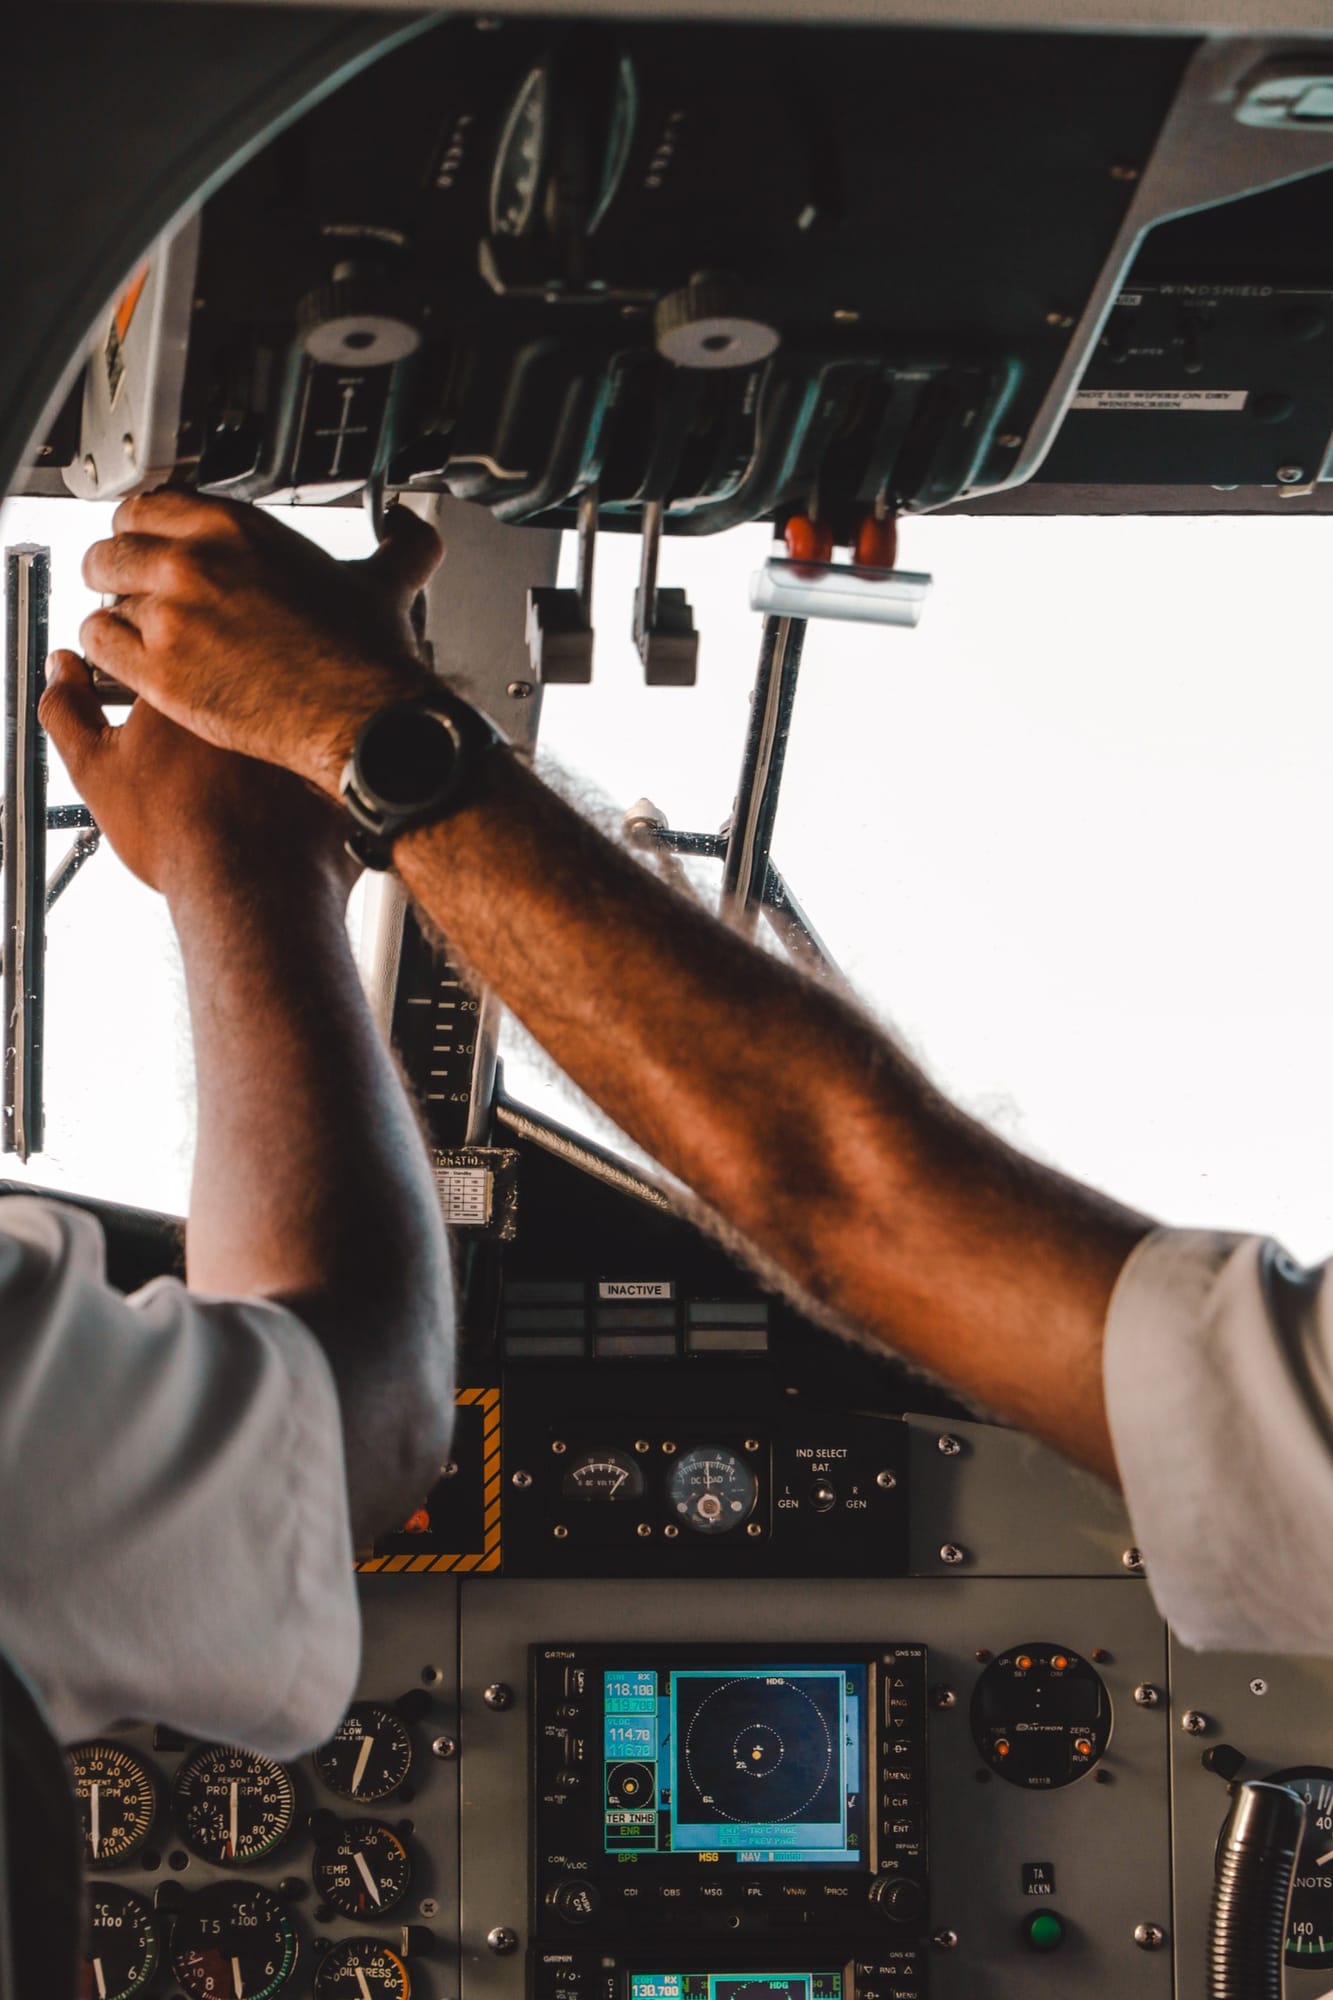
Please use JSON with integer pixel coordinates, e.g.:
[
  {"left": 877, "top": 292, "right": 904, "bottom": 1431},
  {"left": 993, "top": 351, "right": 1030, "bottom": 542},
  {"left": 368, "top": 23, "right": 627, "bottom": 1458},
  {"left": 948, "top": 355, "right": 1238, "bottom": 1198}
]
[{"left": 1024, "top": 1910, "right": 1066, "bottom": 1953}]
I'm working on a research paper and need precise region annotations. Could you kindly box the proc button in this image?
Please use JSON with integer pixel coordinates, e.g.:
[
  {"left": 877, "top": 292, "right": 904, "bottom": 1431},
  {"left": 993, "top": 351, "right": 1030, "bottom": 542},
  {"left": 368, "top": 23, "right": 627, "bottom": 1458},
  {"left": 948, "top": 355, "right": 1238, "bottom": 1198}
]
[{"left": 1024, "top": 1911, "right": 1066, "bottom": 1953}]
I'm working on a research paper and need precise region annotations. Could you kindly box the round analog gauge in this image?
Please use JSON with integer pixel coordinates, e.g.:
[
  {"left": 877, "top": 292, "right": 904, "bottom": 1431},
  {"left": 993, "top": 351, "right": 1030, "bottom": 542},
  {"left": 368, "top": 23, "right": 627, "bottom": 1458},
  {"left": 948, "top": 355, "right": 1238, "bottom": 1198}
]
[
  {"left": 69, "top": 1742, "right": 157, "bottom": 1867},
  {"left": 667, "top": 1445, "right": 757, "bottom": 1535},
  {"left": 1268, "top": 1766, "right": 1333, "bottom": 1965},
  {"left": 971, "top": 1644, "right": 1111, "bottom": 1787},
  {"left": 173, "top": 1744, "right": 296, "bottom": 1865},
  {"left": 489, "top": 65, "right": 548, "bottom": 238},
  {"left": 562, "top": 1448, "right": 646, "bottom": 1503},
  {"left": 170, "top": 1884, "right": 298, "bottom": 2000},
  {"left": 314, "top": 1939, "right": 411, "bottom": 2000},
  {"left": 313, "top": 1819, "right": 413, "bottom": 1920},
  {"left": 315, "top": 1703, "right": 413, "bottom": 1803},
  {"left": 79, "top": 1886, "right": 159, "bottom": 2000}
]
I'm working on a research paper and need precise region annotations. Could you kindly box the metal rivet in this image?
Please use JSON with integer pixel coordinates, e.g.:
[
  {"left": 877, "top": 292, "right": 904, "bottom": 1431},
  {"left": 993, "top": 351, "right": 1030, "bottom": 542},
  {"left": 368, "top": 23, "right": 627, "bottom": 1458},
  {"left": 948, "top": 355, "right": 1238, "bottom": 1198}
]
[
  {"left": 1122, "top": 1547, "right": 1144, "bottom": 1572},
  {"left": 1095, "top": 1768, "right": 1113, "bottom": 1784},
  {"left": 636, "top": 1523, "right": 652, "bottom": 1538},
  {"left": 663, "top": 1524, "right": 679, "bottom": 1538},
  {"left": 746, "top": 1522, "right": 763, "bottom": 1537},
  {"left": 1133, "top": 1684, "right": 1161, "bottom": 1709},
  {"left": 1092, "top": 1648, "right": 1111, "bottom": 1664},
  {"left": 1276, "top": 464, "right": 1306, "bottom": 484},
  {"left": 937, "top": 1434, "right": 962, "bottom": 1457},
  {"left": 421, "top": 1665, "right": 444, "bottom": 1685},
  {"left": 634, "top": 1440, "right": 651, "bottom": 1453},
  {"left": 876, "top": 1469, "right": 897, "bottom": 1490},
  {"left": 1134, "top": 1924, "right": 1166, "bottom": 1951},
  {"left": 1250, "top": 1678, "right": 1269, "bottom": 1697},
  {"left": 939, "top": 1543, "right": 966, "bottom": 1566},
  {"left": 551, "top": 1440, "right": 567, "bottom": 1455},
  {"left": 487, "top": 1927, "right": 519, "bottom": 1955},
  {"left": 553, "top": 1524, "right": 568, "bottom": 1540},
  {"left": 431, "top": 1734, "right": 458, "bottom": 1760},
  {"left": 661, "top": 1441, "right": 677, "bottom": 1455},
  {"left": 1181, "top": 1710, "right": 1208, "bottom": 1736},
  {"left": 975, "top": 1649, "right": 992, "bottom": 1664},
  {"left": 483, "top": 1683, "right": 514, "bottom": 1711},
  {"left": 744, "top": 1439, "right": 760, "bottom": 1453},
  {"left": 932, "top": 1929, "right": 959, "bottom": 1950},
  {"left": 511, "top": 1470, "right": 533, "bottom": 1489},
  {"left": 931, "top": 1686, "right": 958, "bottom": 1710},
  {"left": 507, "top": 680, "right": 534, "bottom": 699}
]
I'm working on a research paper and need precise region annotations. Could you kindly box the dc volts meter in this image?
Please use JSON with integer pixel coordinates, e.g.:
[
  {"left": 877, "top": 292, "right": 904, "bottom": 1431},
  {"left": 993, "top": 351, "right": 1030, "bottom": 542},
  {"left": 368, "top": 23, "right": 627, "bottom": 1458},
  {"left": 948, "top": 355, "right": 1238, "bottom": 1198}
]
[{"left": 531, "top": 1644, "right": 928, "bottom": 1955}]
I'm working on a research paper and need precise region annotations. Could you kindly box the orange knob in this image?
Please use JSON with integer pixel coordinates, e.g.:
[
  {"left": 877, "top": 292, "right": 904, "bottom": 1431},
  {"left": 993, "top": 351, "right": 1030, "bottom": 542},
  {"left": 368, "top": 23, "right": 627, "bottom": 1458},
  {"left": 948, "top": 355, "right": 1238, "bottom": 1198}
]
[
  {"left": 784, "top": 514, "right": 834, "bottom": 565},
  {"left": 854, "top": 514, "right": 898, "bottom": 570}
]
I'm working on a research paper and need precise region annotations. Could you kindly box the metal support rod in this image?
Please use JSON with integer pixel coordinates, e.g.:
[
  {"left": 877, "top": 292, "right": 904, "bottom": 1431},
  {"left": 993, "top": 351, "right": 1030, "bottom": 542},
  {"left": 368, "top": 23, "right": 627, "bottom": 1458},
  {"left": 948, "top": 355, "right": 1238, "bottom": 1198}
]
[
  {"left": 4, "top": 546, "right": 50, "bottom": 1161},
  {"left": 575, "top": 485, "right": 598, "bottom": 623},
  {"left": 633, "top": 498, "right": 663, "bottom": 652},
  {"left": 761, "top": 865, "right": 843, "bottom": 981},
  {"left": 45, "top": 827, "right": 102, "bottom": 912},
  {"left": 721, "top": 613, "right": 808, "bottom": 927}
]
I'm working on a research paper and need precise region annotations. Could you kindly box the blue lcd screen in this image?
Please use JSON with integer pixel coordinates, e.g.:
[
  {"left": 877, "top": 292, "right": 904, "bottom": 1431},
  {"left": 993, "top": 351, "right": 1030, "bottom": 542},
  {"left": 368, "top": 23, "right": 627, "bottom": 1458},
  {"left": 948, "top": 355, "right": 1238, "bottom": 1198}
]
[{"left": 603, "top": 1664, "right": 867, "bottom": 1866}]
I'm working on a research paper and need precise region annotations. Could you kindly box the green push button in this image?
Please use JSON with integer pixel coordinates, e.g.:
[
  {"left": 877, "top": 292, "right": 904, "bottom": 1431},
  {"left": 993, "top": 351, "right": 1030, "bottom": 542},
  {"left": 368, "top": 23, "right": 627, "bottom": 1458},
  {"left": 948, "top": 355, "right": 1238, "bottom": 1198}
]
[{"left": 1025, "top": 1910, "right": 1066, "bottom": 1953}]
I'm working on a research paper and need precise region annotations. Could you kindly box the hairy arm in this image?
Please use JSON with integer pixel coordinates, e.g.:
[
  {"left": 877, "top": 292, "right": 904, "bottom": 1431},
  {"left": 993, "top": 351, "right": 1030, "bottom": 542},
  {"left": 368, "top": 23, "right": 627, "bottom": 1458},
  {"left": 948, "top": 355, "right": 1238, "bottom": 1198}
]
[
  {"left": 78, "top": 493, "right": 1154, "bottom": 1484},
  {"left": 40, "top": 660, "right": 454, "bottom": 1541}
]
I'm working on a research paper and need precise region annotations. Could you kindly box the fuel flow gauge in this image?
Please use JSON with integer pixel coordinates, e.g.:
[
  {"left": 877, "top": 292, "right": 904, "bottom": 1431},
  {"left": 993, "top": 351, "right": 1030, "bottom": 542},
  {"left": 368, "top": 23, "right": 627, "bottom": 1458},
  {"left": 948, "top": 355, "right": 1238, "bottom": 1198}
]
[{"left": 315, "top": 1703, "right": 413, "bottom": 1802}]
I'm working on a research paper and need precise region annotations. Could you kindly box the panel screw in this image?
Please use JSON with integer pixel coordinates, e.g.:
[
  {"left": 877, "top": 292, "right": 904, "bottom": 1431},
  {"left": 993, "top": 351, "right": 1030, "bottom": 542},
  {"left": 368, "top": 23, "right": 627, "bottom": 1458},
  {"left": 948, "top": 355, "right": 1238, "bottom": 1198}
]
[
  {"left": 663, "top": 1524, "right": 679, "bottom": 1538},
  {"left": 662, "top": 1441, "right": 677, "bottom": 1455},
  {"left": 431, "top": 1734, "right": 458, "bottom": 1760},
  {"left": 1095, "top": 1768, "right": 1114, "bottom": 1784},
  {"left": 1134, "top": 1924, "right": 1166, "bottom": 1951},
  {"left": 932, "top": 1929, "right": 959, "bottom": 1950},
  {"left": 1045, "top": 310, "right": 1076, "bottom": 329},
  {"left": 440, "top": 1461, "right": 459, "bottom": 1479},
  {"left": 1250, "top": 1678, "right": 1269, "bottom": 1696},
  {"left": 487, "top": 1927, "right": 519, "bottom": 1955},
  {"left": 939, "top": 1543, "right": 966, "bottom": 1566},
  {"left": 634, "top": 1440, "right": 651, "bottom": 1453},
  {"left": 937, "top": 1434, "right": 962, "bottom": 1457},
  {"left": 931, "top": 1686, "right": 958, "bottom": 1710},
  {"left": 975, "top": 1649, "right": 992, "bottom": 1664},
  {"left": 1181, "top": 1710, "right": 1208, "bottom": 1736},
  {"left": 1122, "top": 1547, "right": 1145, "bottom": 1572},
  {"left": 876, "top": 1470, "right": 897, "bottom": 1490},
  {"left": 553, "top": 1524, "right": 568, "bottom": 1539},
  {"left": 1110, "top": 163, "right": 1141, "bottom": 181},
  {"left": 551, "top": 1440, "right": 567, "bottom": 1455},
  {"left": 511, "top": 1470, "right": 533, "bottom": 1489},
  {"left": 1133, "top": 1684, "right": 1161, "bottom": 1708},
  {"left": 1276, "top": 465, "right": 1306, "bottom": 484},
  {"left": 419, "top": 1897, "right": 440, "bottom": 1918},
  {"left": 507, "top": 681, "right": 533, "bottom": 699},
  {"left": 483, "top": 1683, "right": 514, "bottom": 1711},
  {"left": 744, "top": 1439, "right": 760, "bottom": 1453},
  {"left": 746, "top": 1522, "right": 763, "bottom": 1537},
  {"left": 636, "top": 1523, "right": 653, "bottom": 1538},
  {"left": 1092, "top": 1649, "right": 1112, "bottom": 1664}
]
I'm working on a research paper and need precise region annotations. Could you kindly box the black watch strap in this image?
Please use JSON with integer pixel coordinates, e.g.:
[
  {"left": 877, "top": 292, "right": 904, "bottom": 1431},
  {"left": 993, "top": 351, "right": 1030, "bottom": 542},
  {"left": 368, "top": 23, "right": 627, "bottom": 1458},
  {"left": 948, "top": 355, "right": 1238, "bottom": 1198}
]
[{"left": 340, "top": 691, "right": 500, "bottom": 870}]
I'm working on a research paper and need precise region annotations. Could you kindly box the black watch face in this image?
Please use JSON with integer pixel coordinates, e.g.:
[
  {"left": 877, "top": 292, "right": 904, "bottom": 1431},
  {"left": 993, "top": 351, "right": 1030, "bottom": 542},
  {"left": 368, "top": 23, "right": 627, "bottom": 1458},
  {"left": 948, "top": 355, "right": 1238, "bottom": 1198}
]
[{"left": 359, "top": 704, "right": 463, "bottom": 813}]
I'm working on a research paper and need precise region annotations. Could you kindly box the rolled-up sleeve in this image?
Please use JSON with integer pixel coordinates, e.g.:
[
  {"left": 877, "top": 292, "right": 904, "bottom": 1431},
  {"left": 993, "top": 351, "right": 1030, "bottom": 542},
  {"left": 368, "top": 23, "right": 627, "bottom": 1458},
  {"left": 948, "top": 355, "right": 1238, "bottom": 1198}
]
[
  {"left": 0, "top": 1197, "right": 358, "bottom": 1757},
  {"left": 1105, "top": 1225, "right": 1333, "bottom": 1654}
]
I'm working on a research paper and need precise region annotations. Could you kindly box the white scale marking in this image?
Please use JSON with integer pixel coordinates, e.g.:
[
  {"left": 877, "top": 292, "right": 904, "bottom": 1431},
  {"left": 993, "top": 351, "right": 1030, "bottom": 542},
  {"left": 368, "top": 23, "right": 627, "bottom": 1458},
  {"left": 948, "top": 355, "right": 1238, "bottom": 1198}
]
[
  {"left": 350, "top": 1734, "right": 375, "bottom": 1796},
  {"left": 354, "top": 1848, "right": 383, "bottom": 1907}
]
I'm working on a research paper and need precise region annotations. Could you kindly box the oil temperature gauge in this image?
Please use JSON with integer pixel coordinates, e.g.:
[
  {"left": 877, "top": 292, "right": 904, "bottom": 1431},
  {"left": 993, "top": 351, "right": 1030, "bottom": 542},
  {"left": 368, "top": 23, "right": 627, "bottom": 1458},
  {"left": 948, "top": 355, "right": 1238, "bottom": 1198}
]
[
  {"left": 667, "top": 1445, "right": 757, "bottom": 1535},
  {"left": 314, "top": 1939, "right": 411, "bottom": 2000},
  {"left": 313, "top": 1819, "right": 413, "bottom": 1919},
  {"left": 170, "top": 1884, "right": 298, "bottom": 2000},
  {"left": 69, "top": 1742, "right": 157, "bottom": 1867},
  {"left": 173, "top": 1744, "right": 296, "bottom": 1865},
  {"left": 562, "top": 1448, "right": 645, "bottom": 1503},
  {"left": 80, "top": 1886, "right": 159, "bottom": 2000},
  {"left": 315, "top": 1703, "right": 413, "bottom": 1802}
]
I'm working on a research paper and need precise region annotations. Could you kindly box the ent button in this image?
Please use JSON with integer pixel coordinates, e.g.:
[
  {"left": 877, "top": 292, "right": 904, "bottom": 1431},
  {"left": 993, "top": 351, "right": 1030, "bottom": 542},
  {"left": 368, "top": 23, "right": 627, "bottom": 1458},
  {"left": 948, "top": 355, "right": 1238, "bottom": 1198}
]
[{"left": 1024, "top": 1911, "right": 1066, "bottom": 1953}]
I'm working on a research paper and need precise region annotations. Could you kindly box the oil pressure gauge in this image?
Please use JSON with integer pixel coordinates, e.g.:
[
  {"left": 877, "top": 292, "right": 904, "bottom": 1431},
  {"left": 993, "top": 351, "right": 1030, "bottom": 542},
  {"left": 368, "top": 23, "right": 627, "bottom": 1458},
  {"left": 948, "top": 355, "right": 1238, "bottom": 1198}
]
[
  {"left": 80, "top": 1886, "right": 159, "bottom": 2000},
  {"left": 173, "top": 1744, "right": 296, "bottom": 1865},
  {"left": 315, "top": 1703, "right": 413, "bottom": 1802},
  {"left": 69, "top": 1742, "right": 157, "bottom": 1867},
  {"left": 313, "top": 1819, "right": 413, "bottom": 1920},
  {"left": 314, "top": 1939, "right": 411, "bottom": 2000},
  {"left": 667, "top": 1445, "right": 757, "bottom": 1534}
]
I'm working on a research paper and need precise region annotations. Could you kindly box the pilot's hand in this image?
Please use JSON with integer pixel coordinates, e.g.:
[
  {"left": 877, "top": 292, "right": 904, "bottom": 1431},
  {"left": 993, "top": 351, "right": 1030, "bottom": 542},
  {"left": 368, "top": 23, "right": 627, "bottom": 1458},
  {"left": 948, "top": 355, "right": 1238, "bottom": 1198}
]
[
  {"left": 78, "top": 491, "right": 443, "bottom": 796},
  {"left": 40, "top": 652, "right": 356, "bottom": 902}
]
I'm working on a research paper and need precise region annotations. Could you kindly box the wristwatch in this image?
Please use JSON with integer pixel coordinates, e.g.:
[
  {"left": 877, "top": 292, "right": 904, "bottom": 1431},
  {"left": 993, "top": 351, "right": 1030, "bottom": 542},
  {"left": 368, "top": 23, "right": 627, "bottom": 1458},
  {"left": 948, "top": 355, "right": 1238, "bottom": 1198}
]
[{"left": 340, "top": 689, "right": 501, "bottom": 870}]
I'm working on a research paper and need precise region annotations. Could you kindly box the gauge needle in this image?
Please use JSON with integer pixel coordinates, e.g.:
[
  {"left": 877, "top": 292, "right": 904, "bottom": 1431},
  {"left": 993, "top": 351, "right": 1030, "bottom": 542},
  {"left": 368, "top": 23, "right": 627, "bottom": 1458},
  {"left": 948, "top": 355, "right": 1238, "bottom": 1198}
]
[
  {"left": 356, "top": 1971, "right": 373, "bottom": 2000},
  {"left": 228, "top": 1780, "right": 239, "bottom": 1860},
  {"left": 92, "top": 1958, "right": 107, "bottom": 2000},
  {"left": 90, "top": 1780, "right": 100, "bottom": 1860},
  {"left": 354, "top": 1849, "right": 383, "bottom": 1908},
  {"left": 350, "top": 1734, "right": 374, "bottom": 1795},
  {"left": 1318, "top": 1849, "right": 1333, "bottom": 1866},
  {"left": 232, "top": 1958, "right": 245, "bottom": 1999}
]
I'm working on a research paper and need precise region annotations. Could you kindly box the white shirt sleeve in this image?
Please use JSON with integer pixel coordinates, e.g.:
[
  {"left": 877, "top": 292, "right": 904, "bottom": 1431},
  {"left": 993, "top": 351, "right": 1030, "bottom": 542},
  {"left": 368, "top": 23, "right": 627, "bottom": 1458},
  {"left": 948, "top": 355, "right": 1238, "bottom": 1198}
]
[
  {"left": 1104, "top": 1225, "right": 1333, "bottom": 1654},
  {"left": 0, "top": 1196, "right": 359, "bottom": 1757}
]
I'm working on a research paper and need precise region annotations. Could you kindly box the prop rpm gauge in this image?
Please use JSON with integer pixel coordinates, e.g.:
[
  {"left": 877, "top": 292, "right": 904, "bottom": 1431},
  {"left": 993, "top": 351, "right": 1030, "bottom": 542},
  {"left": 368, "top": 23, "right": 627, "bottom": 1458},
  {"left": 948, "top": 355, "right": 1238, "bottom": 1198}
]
[
  {"left": 971, "top": 1644, "right": 1111, "bottom": 1787},
  {"left": 313, "top": 1819, "right": 413, "bottom": 1919},
  {"left": 314, "top": 1939, "right": 411, "bottom": 2000},
  {"left": 315, "top": 1703, "right": 413, "bottom": 1802},
  {"left": 1267, "top": 1766, "right": 1333, "bottom": 1965},
  {"left": 562, "top": 1449, "right": 646, "bottom": 1503},
  {"left": 173, "top": 1744, "right": 296, "bottom": 1865},
  {"left": 79, "top": 1887, "right": 159, "bottom": 2000},
  {"left": 667, "top": 1446, "right": 757, "bottom": 1535},
  {"left": 170, "top": 1884, "right": 298, "bottom": 2000},
  {"left": 69, "top": 1742, "right": 157, "bottom": 1867}
]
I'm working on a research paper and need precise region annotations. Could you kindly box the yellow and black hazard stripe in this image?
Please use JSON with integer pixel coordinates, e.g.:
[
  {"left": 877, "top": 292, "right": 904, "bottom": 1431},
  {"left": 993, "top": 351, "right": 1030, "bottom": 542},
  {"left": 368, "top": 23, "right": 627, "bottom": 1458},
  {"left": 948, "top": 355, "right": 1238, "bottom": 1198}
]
[{"left": 358, "top": 1386, "right": 502, "bottom": 1575}]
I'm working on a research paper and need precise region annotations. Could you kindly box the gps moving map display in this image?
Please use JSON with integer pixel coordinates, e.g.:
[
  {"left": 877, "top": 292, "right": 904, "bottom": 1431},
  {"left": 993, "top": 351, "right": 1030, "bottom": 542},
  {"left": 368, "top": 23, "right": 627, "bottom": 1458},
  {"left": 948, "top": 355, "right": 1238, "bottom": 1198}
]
[{"left": 603, "top": 1665, "right": 866, "bottom": 1864}]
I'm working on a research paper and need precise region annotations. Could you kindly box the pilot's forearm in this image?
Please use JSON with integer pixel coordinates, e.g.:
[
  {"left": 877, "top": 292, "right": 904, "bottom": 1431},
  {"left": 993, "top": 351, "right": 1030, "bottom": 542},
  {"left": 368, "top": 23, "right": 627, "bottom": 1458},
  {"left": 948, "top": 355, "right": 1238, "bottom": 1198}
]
[{"left": 396, "top": 752, "right": 1151, "bottom": 1483}]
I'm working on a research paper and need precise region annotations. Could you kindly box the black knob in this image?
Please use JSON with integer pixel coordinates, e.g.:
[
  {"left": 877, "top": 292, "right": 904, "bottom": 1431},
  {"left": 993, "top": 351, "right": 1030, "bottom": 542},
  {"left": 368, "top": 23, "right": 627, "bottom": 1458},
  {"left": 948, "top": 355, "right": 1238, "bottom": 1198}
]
[
  {"left": 868, "top": 1875, "right": 925, "bottom": 1924},
  {"left": 809, "top": 1480, "right": 837, "bottom": 1512},
  {"left": 547, "top": 1879, "right": 601, "bottom": 1924}
]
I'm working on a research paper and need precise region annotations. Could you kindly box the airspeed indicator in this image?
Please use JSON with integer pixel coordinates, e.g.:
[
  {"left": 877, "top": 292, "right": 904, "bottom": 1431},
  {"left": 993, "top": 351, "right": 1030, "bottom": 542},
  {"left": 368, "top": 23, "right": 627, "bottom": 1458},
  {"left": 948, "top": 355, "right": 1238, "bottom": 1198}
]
[{"left": 1269, "top": 1765, "right": 1333, "bottom": 1965}]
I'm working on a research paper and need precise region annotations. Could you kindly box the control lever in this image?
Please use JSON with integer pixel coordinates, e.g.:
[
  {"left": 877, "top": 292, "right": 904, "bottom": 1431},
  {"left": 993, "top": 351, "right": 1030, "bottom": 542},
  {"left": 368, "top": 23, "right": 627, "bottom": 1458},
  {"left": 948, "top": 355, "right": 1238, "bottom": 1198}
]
[
  {"left": 525, "top": 486, "right": 597, "bottom": 684},
  {"left": 365, "top": 475, "right": 434, "bottom": 671},
  {"left": 1209, "top": 1778, "right": 1305, "bottom": 2000},
  {"left": 632, "top": 499, "right": 698, "bottom": 685}
]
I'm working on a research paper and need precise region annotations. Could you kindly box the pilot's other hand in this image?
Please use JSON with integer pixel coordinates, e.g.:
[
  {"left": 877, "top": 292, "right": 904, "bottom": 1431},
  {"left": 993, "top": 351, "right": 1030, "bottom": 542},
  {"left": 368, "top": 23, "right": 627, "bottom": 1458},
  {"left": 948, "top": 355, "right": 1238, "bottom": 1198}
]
[
  {"left": 78, "top": 492, "right": 443, "bottom": 795},
  {"left": 40, "top": 652, "right": 356, "bottom": 902}
]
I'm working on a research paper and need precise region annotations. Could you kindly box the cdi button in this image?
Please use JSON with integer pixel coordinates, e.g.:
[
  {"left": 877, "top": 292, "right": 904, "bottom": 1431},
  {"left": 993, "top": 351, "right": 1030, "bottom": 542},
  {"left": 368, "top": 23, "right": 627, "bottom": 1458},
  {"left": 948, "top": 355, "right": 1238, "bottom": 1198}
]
[{"left": 1024, "top": 1910, "right": 1066, "bottom": 1953}]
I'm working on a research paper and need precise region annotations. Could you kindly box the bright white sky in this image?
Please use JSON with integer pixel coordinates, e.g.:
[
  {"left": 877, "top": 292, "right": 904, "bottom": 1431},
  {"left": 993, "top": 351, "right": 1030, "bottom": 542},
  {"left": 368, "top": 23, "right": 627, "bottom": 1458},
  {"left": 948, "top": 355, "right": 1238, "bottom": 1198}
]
[{"left": 4, "top": 495, "right": 1333, "bottom": 1265}]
